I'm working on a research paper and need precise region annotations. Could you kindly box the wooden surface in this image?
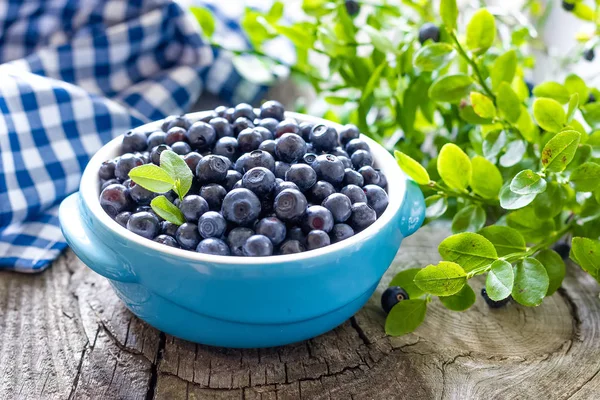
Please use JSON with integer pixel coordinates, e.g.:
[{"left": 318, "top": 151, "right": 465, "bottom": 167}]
[{"left": 1, "top": 224, "right": 600, "bottom": 400}]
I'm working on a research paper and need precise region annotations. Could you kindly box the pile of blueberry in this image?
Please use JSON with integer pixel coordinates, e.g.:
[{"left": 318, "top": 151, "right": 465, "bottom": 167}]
[{"left": 98, "top": 101, "right": 389, "bottom": 256}]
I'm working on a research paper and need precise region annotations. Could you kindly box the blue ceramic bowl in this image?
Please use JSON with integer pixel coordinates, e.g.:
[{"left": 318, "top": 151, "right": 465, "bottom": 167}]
[{"left": 59, "top": 112, "right": 425, "bottom": 348}]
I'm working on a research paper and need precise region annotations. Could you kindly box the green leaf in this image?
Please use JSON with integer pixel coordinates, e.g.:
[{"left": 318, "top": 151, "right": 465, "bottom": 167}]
[
  {"left": 533, "top": 98, "right": 566, "bottom": 133},
  {"left": 394, "top": 150, "right": 430, "bottom": 185},
  {"left": 570, "top": 237, "right": 600, "bottom": 282},
  {"left": 485, "top": 260, "right": 514, "bottom": 301},
  {"left": 516, "top": 105, "right": 539, "bottom": 143},
  {"left": 438, "top": 232, "right": 498, "bottom": 272},
  {"left": 440, "top": 0, "right": 458, "bottom": 30},
  {"left": 482, "top": 130, "right": 506, "bottom": 161},
  {"left": 507, "top": 207, "right": 556, "bottom": 242},
  {"left": 533, "top": 182, "right": 566, "bottom": 219},
  {"left": 566, "top": 93, "right": 579, "bottom": 122},
  {"left": 414, "top": 262, "right": 467, "bottom": 296},
  {"left": 582, "top": 102, "right": 600, "bottom": 129},
  {"left": 532, "top": 81, "right": 571, "bottom": 104},
  {"left": 479, "top": 226, "right": 526, "bottom": 257},
  {"left": 573, "top": 3, "right": 595, "bottom": 21},
  {"left": 389, "top": 268, "right": 425, "bottom": 298},
  {"left": 459, "top": 105, "right": 493, "bottom": 124},
  {"left": 541, "top": 130, "right": 581, "bottom": 172},
  {"left": 564, "top": 74, "right": 589, "bottom": 102},
  {"left": 363, "top": 25, "right": 394, "bottom": 53},
  {"left": 160, "top": 150, "right": 193, "bottom": 199},
  {"left": 190, "top": 7, "right": 216, "bottom": 38},
  {"left": 470, "top": 92, "right": 496, "bottom": 119},
  {"left": 429, "top": 74, "right": 473, "bottom": 103},
  {"left": 452, "top": 205, "right": 486, "bottom": 233},
  {"left": 535, "top": 249, "right": 566, "bottom": 296},
  {"left": 413, "top": 43, "right": 455, "bottom": 72},
  {"left": 425, "top": 195, "right": 448, "bottom": 220},
  {"left": 266, "top": 1, "right": 284, "bottom": 23},
  {"left": 510, "top": 170, "right": 547, "bottom": 195},
  {"left": 465, "top": 9, "right": 496, "bottom": 54},
  {"left": 499, "top": 185, "right": 537, "bottom": 210},
  {"left": 511, "top": 258, "right": 549, "bottom": 306},
  {"left": 491, "top": 50, "right": 517, "bottom": 91},
  {"left": 499, "top": 140, "right": 526, "bottom": 168},
  {"left": 570, "top": 162, "right": 600, "bottom": 192},
  {"left": 496, "top": 82, "right": 521, "bottom": 123},
  {"left": 385, "top": 299, "right": 427, "bottom": 336},
  {"left": 232, "top": 54, "right": 275, "bottom": 85},
  {"left": 128, "top": 164, "right": 175, "bottom": 193},
  {"left": 437, "top": 143, "right": 472, "bottom": 191},
  {"left": 150, "top": 195, "right": 185, "bottom": 226},
  {"left": 302, "top": 0, "right": 335, "bottom": 17},
  {"left": 439, "top": 284, "right": 476, "bottom": 311},
  {"left": 360, "top": 60, "right": 387, "bottom": 102},
  {"left": 470, "top": 156, "right": 502, "bottom": 199}
]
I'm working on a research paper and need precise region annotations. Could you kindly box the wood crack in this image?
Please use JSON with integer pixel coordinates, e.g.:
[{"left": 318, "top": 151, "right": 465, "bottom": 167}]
[{"left": 146, "top": 332, "right": 166, "bottom": 400}]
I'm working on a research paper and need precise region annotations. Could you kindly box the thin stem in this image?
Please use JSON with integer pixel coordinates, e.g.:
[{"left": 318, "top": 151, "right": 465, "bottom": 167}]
[{"left": 449, "top": 32, "right": 496, "bottom": 100}]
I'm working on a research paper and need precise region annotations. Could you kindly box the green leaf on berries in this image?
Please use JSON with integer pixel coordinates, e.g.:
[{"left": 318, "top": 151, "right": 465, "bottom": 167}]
[
  {"left": 485, "top": 260, "right": 514, "bottom": 301},
  {"left": 128, "top": 164, "right": 175, "bottom": 193},
  {"left": 511, "top": 257, "right": 549, "bottom": 307},
  {"left": 429, "top": 74, "right": 473, "bottom": 103},
  {"left": 570, "top": 162, "right": 600, "bottom": 192},
  {"left": 413, "top": 43, "right": 454, "bottom": 72},
  {"left": 389, "top": 268, "right": 425, "bottom": 298},
  {"left": 160, "top": 150, "right": 193, "bottom": 199},
  {"left": 385, "top": 299, "right": 427, "bottom": 336},
  {"left": 439, "top": 284, "right": 476, "bottom": 311},
  {"left": 570, "top": 237, "right": 600, "bottom": 282},
  {"left": 394, "top": 150, "right": 430, "bottom": 185},
  {"left": 150, "top": 195, "right": 185, "bottom": 226},
  {"left": 535, "top": 249, "right": 566, "bottom": 296},
  {"left": 438, "top": 232, "right": 498, "bottom": 272},
  {"left": 437, "top": 143, "right": 472, "bottom": 191},
  {"left": 470, "top": 156, "right": 502, "bottom": 198},
  {"left": 533, "top": 98, "right": 565, "bottom": 133},
  {"left": 532, "top": 81, "right": 570, "bottom": 104},
  {"left": 491, "top": 50, "right": 517, "bottom": 90},
  {"left": 451, "top": 205, "right": 486, "bottom": 233},
  {"left": 425, "top": 195, "right": 448, "bottom": 220},
  {"left": 470, "top": 92, "right": 496, "bottom": 119},
  {"left": 479, "top": 226, "right": 526, "bottom": 257},
  {"left": 510, "top": 170, "right": 546, "bottom": 195},
  {"left": 496, "top": 82, "right": 521, "bottom": 123},
  {"left": 414, "top": 261, "right": 467, "bottom": 296},
  {"left": 465, "top": 9, "right": 496, "bottom": 54},
  {"left": 541, "top": 130, "right": 581, "bottom": 172},
  {"left": 566, "top": 93, "right": 579, "bottom": 122},
  {"left": 499, "top": 185, "right": 537, "bottom": 210}
]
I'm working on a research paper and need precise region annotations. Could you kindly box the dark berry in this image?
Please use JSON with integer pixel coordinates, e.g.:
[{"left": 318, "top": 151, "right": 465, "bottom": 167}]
[
  {"left": 341, "top": 184, "right": 368, "bottom": 204},
  {"left": 160, "top": 221, "right": 179, "bottom": 237},
  {"left": 196, "top": 155, "right": 229, "bottom": 183},
  {"left": 163, "top": 115, "right": 191, "bottom": 132},
  {"left": 227, "top": 227, "right": 255, "bottom": 256},
  {"left": 233, "top": 103, "right": 256, "bottom": 121},
  {"left": 115, "top": 153, "right": 144, "bottom": 180},
  {"left": 200, "top": 184, "right": 227, "bottom": 210},
  {"left": 275, "top": 179, "right": 300, "bottom": 196},
  {"left": 376, "top": 169, "right": 387, "bottom": 188},
  {"left": 309, "top": 124, "right": 338, "bottom": 152},
  {"left": 100, "top": 184, "right": 132, "bottom": 217},
  {"left": 339, "top": 124, "right": 360, "bottom": 145},
  {"left": 150, "top": 144, "right": 171, "bottom": 165},
  {"left": 134, "top": 205, "right": 153, "bottom": 214},
  {"left": 343, "top": 168, "right": 364, "bottom": 186},
  {"left": 128, "top": 182, "right": 155, "bottom": 205},
  {"left": 312, "top": 154, "right": 345, "bottom": 185},
  {"left": 588, "top": 93, "right": 597, "bottom": 103},
  {"left": 359, "top": 166, "right": 381, "bottom": 186},
  {"left": 562, "top": 1, "right": 575, "bottom": 11},
  {"left": 236, "top": 150, "right": 275, "bottom": 173},
  {"left": 553, "top": 242, "right": 571, "bottom": 260},
  {"left": 209, "top": 117, "right": 233, "bottom": 138},
  {"left": 232, "top": 117, "right": 254, "bottom": 135},
  {"left": 331, "top": 223, "right": 354, "bottom": 243},
  {"left": 213, "top": 137, "right": 239, "bottom": 161},
  {"left": 127, "top": 211, "right": 159, "bottom": 239},
  {"left": 179, "top": 195, "right": 209, "bottom": 222},
  {"left": 221, "top": 188, "right": 261, "bottom": 225},
  {"left": 381, "top": 286, "right": 409, "bottom": 313},
  {"left": 101, "top": 178, "right": 120, "bottom": 191},
  {"left": 154, "top": 234, "right": 179, "bottom": 248},
  {"left": 274, "top": 161, "right": 291, "bottom": 179},
  {"left": 199, "top": 110, "right": 218, "bottom": 123},
  {"left": 259, "top": 100, "right": 285, "bottom": 120},
  {"left": 242, "top": 167, "right": 276, "bottom": 197},
  {"left": 224, "top": 107, "right": 235, "bottom": 122},
  {"left": 259, "top": 117, "right": 279, "bottom": 134},
  {"left": 418, "top": 23, "right": 440, "bottom": 44},
  {"left": 122, "top": 130, "right": 148, "bottom": 153},
  {"left": 238, "top": 128, "right": 264, "bottom": 153},
  {"left": 255, "top": 126, "right": 274, "bottom": 141},
  {"left": 306, "top": 230, "right": 330, "bottom": 250},
  {"left": 198, "top": 211, "right": 227, "bottom": 239},
  {"left": 481, "top": 288, "right": 511, "bottom": 308},
  {"left": 99, "top": 159, "right": 116, "bottom": 180},
  {"left": 147, "top": 131, "right": 167, "bottom": 149},
  {"left": 363, "top": 184, "right": 388, "bottom": 216},
  {"left": 301, "top": 153, "right": 317, "bottom": 166},
  {"left": 584, "top": 48, "right": 595, "bottom": 62},
  {"left": 287, "top": 226, "right": 306, "bottom": 243},
  {"left": 322, "top": 193, "right": 352, "bottom": 223},
  {"left": 525, "top": 80, "right": 534, "bottom": 97},
  {"left": 258, "top": 139, "right": 277, "bottom": 156},
  {"left": 224, "top": 170, "right": 243, "bottom": 191},
  {"left": 345, "top": 138, "right": 369, "bottom": 155},
  {"left": 330, "top": 147, "right": 349, "bottom": 158},
  {"left": 275, "top": 118, "right": 299, "bottom": 138},
  {"left": 243, "top": 234, "right": 273, "bottom": 256},
  {"left": 303, "top": 205, "right": 334, "bottom": 233},
  {"left": 285, "top": 164, "right": 317, "bottom": 192},
  {"left": 186, "top": 121, "right": 216, "bottom": 150},
  {"left": 197, "top": 238, "right": 230, "bottom": 255},
  {"left": 298, "top": 122, "right": 314, "bottom": 141},
  {"left": 214, "top": 105, "right": 228, "bottom": 118},
  {"left": 309, "top": 181, "right": 336, "bottom": 204},
  {"left": 350, "top": 202, "right": 377, "bottom": 231},
  {"left": 175, "top": 222, "right": 201, "bottom": 250},
  {"left": 275, "top": 133, "right": 306, "bottom": 163},
  {"left": 165, "top": 127, "right": 187, "bottom": 146},
  {"left": 256, "top": 217, "right": 287, "bottom": 245},
  {"left": 274, "top": 188, "right": 308, "bottom": 222},
  {"left": 351, "top": 149, "right": 373, "bottom": 169},
  {"left": 184, "top": 152, "right": 203, "bottom": 173},
  {"left": 171, "top": 141, "right": 192, "bottom": 155},
  {"left": 115, "top": 211, "right": 132, "bottom": 228},
  {"left": 279, "top": 240, "right": 305, "bottom": 254}
]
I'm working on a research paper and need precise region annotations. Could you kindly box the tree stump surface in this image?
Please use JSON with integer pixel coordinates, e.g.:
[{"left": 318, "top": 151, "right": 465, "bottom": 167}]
[{"left": 1, "top": 224, "right": 600, "bottom": 400}]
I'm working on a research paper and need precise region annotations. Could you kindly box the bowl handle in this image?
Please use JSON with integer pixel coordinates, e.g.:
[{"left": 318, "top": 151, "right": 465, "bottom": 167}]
[
  {"left": 399, "top": 180, "right": 426, "bottom": 237},
  {"left": 59, "top": 193, "right": 137, "bottom": 283}
]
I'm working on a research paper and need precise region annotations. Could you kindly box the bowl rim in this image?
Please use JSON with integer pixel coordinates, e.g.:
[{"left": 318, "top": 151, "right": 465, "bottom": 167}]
[{"left": 80, "top": 111, "right": 407, "bottom": 266}]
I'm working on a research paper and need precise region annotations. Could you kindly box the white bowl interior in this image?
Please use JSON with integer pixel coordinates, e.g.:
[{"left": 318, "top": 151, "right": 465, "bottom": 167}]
[{"left": 79, "top": 111, "right": 407, "bottom": 266}]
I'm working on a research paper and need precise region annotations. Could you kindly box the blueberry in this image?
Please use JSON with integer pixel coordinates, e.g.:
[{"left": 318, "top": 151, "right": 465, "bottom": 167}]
[
  {"left": 148, "top": 144, "right": 170, "bottom": 165},
  {"left": 418, "top": 23, "right": 440, "bottom": 44},
  {"left": 339, "top": 124, "right": 360, "bottom": 145},
  {"left": 197, "top": 211, "right": 227, "bottom": 239},
  {"left": 364, "top": 184, "right": 389, "bottom": 216},
  {"left": 298, "top": 122, "right": 314, "bottom": 141},
  {"left": 259, "top": 118, "right": 279, "bottom": 135},
  {"left": 232, "top": 180, "right": 243, "bottom": 190},
  {"left": 161, "top": 115, "right": 177, "bottom": 132},
  {"left": 553, "top": 242, "right": 571, "bottom": 260},
  {"left": 309, "top": 124, "right": 338, "bottom": 152},
  {"left": 115, "top": 153, "right": 144, "bottom": 181},
  {"left": 359, "top": 166, "right": 381, "bottom": 186},
  {"left": 243, "top": 234, "right": 273, "bottom": 256},
  {"left": 285, "top": 164, "right": 317, "bottom": 192},
  {"left": 196, "top": 155, "right": 229, "bottom": 183},
  {"left": 350, "top": 202, "right": 377, "bottom": 231},
  {"left": 175, "top": 222, "right": 201, "bottom": 250},
  {"left": 224, "top": 107, "right": 235, "bottom": 122},
  {"left": 232, "top": 117, "right": 254, "bottom": 135},
  {"left": 279, "top": 240, "right": 306, "bottom": 254},
  {"left": 186, "top": 121, "right": 216, "bottom": 150},
  {"left": 179, "top": 195, "right": 209, "bottom": 222},
  {"left": 101, "top": 178, "right": 120, "bottom": 191},
  {"left": 343, "top": 169, "right": 364, "bottom": 187},
  {"left": 163, "top": 115, "right": 191, "bottom": 132},
  {"left": 275, "top": 118, "right": 299, "bottom": 138},
  {"left": 165, "top": 127, "right": 187, "bottom": 146},
  {"left": 115, "top": 211, "right": 132, "bottom": 228},
  {"left": 259, "top": 100, "right": 285, "bottom": 120},
  {"left": 160, "top": 221, "right": 179, "bottom": 236},
  {"left": 303, "top": 205, "right": 334, "bottom": 233},
  {"left": 351, "top": 149, "right": 374, "bottom": 169},
  {"left": 275, "top": 179, "right": 300, "bottom": 196},
  {"left": 134, "top": 205, "right": 153, "bottom": 214},
  {"left": 100, "top": 184, "right": 133, "bottom": 217},
  {"left": 99, "top": 159, "right": 117, "bottom": 180},
  {"left": 525, "top": 80, "right": 534, "bottom": 97},
  {"left": 209, "top": 117, "right": 233, "bottom": 138},
  {"left": 562, "top": 0, "right": 575, "bottom": 11},
  {"left": 213, "top": 137, "right": 239, "bottom": 161},
  {"left": 481, "top": 288, "right": 511, "bottom": 308},
  {"left": 236, "top": 150, "right": 275, "bottom": 173},
  {"left": 312, "top": 154, "right": 345, "bottom": 185},
  {"left": 274, "top": 188, "right": 308, "bottom": 222},
  {"left": 154, "top": 234, "right": 179, "bottom": 248},
  {"left": 344, "top": 0, "right": 360, "bottom": 15},
  {"left": 200, "top": 183, "right": 227, "bottom": 210},
  {"left": 345, "top": 138, "right": 369, "bottom": 155},
  {"left": 122, "top": 130, "right": 148, "bottom": 153},
  {"left": 127, "top": 211, "right": 159, "bottom": 239},
  {"left": 309, "top": 181, "right": 336, "bottom": 204},
  {"left": 256, "top": 217, "right": 287, "bottom": 245},
  {"left": 330, "top": 223, "right": 354, "bottom": 243},
  {"left": 287, "top": 226, "right": 306, "bottom": 244},
  {"left": 255, "top": 126, "right": 274, "bottom": 141},
  {"left": 274, "top": 161, "right": 291, "bottom": 179},
  {"left": 199, "top": 110, "right": 218, "bottom": 123},
  {"left": 322, "top": 193, "right": 352, "bottom": 223},
  {"left": 237, "top": 128, "right": 264, "bottom": 153},
  {"left": 275, "top": 133, "right": 307, "bottom": 163},
  {"left": 184, "top": 152, "right": 203, "bottom": 173},
  {"left": 233, "top": 103, "right": 256, "bottom": 121},
  {"left": 196, "top": 238, "right": 230, "bottom": 255},
  {"left": 258, "top": 139, "right": 277, "bottom": 156},
  {"left": 214, "top": 105, "right": 228, "bottom": 118},
  {"left": 381, "top": 286, "right": 409, "bottom": 314},
  {"left": 306, "top": 230, "right": 330, "bottom": 250},
  {"left": 224, "top": 170, "right": 243, "bottom": 191},
  {"left": 584, "top": 48, "right": 595, "bottom": 62},
  {"left": 128, "top": 182, "right": 155, "bottom": 205},
  {"left": 376, "top": 169, "right": 388, "bottom": 188},
  {"left": 147, "top": 131, "right": 167, "bottom": 149},
  {"left": 242, "top": 167, "right": 276, "bottom": 197},
  {"left": 301, "top": 153, "right": 318, "bottom": 166},
  {"left": 227, "top": 227, "right": 255, "bottom": 256},
  {"left": 222, "top": 188, "right": 262, "bottom": 225},
  {"left": 171, "top": 141, "right": 192, "bottom": 155},
  {"left": 330, "top": 147, "right": 349, "bottom": 158}
]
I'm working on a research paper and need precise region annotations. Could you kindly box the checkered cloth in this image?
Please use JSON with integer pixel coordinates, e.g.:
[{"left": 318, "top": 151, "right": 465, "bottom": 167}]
[{"left": 0, "top": 0, "right": 275, "bottom": 272}]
